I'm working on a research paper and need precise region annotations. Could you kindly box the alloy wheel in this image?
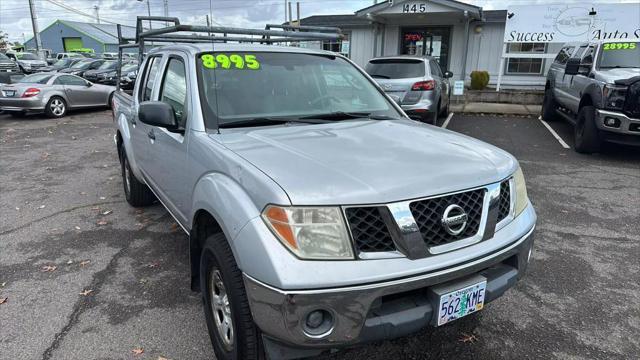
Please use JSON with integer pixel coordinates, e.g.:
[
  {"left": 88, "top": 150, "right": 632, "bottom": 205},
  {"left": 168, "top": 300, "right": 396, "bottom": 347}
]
[
  {"left": 209, "top": 268, "right": 234, "bottom": 351},
  {"left": 50, "top": 99, "right": 65, "bottom": 116}
]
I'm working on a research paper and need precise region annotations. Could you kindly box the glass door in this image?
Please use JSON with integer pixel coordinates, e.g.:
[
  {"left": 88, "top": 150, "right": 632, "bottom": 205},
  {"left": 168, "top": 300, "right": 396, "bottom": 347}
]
[{"left": 401, "top": 27, "right": 450, "bottom": 71}]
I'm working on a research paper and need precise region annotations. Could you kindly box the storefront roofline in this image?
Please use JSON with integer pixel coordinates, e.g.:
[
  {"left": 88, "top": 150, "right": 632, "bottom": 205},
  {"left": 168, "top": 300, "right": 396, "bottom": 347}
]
[{"left": 355, "top": 0, "right": 482, "bottom": 20}]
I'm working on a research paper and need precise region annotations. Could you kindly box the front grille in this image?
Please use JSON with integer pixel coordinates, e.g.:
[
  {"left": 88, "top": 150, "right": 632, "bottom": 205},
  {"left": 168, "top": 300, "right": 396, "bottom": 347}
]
[
  {"left": 497, "top": 180, "right": 511, "bottom": 223},
  {"left": 623, "top": 80, "right": 640, "bottom": 118},
  {"left": 0, "top": 63, "right": 18, "bottom": 70},
  {"left": 345, "top": 207, "right": 395, "bottom": 252},
  {"left": 409, "top": 189, "right": 485, "bottom": 247}
]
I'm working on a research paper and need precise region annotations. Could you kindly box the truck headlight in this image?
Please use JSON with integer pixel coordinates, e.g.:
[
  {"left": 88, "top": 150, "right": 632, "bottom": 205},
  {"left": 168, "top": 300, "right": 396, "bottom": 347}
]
[
  {"left": 603, "top": 84, "right": 627, "bottom": 111},
  {"left": 514, "top": 166, "right": 529, "bottom": 217},
  {"left": 262, "top": 205, "right": 354, "bottom": 259}
]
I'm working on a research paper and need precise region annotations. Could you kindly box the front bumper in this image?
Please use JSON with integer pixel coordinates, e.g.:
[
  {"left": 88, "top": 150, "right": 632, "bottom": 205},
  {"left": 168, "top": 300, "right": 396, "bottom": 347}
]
[
  {"left": 244, "top": 226, "right": 535, "bottom": 357},
  {"left": 595, "top": 109, "right": 640, "bottom": 144}
]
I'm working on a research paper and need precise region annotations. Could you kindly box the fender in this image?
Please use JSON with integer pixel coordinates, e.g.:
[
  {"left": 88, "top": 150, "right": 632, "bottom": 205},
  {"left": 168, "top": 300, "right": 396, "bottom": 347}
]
[
  {"left": 581, "top": 82, "right": 604, "bottom": 109},
  {"left": 116, "top": 112, "right": 145, "bottom": 181},
  {"left": 190, "top": 172, "right": 266, "bottom": 271}
]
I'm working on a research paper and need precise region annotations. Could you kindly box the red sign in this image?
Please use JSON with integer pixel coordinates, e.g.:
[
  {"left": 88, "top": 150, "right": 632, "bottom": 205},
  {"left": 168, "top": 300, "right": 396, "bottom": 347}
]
[{"left": 404, "top": 33, "right": 423, "bottom": 41}]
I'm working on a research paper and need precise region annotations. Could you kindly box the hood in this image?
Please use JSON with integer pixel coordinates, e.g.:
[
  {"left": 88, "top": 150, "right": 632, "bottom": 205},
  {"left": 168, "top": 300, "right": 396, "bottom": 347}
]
[
  {"left": 597, "top": 68, "right": 640, "bottom": 83},
  {"left": 215, "top": 120, "right": 517, "bottom": 205},
  {"left": 18, "top": 59, "right": 47, "bottom": 66}
]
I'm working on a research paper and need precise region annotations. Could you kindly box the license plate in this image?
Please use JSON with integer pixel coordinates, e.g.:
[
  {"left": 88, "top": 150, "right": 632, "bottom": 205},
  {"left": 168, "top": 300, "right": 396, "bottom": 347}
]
[
  {"left": 4, "top": 90, "right": 15, "bottom": 97},
  {"left": 437, "top": 280, "right": 486, "bottom": 326}
]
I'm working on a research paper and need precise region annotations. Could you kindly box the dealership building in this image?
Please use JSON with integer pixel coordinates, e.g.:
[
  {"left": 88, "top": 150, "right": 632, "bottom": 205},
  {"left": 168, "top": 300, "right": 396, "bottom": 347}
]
[{"left": 298, "top": 0, "right": 639, "bottom": 89}]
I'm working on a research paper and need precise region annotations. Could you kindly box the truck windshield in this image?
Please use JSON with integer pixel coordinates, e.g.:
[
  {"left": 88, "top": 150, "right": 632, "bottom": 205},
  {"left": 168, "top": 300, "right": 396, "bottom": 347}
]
[
  {"left": 365, "top": 59, "right": 425, "bottom": 79},
  {"left": 17, "top": 53, "right": 38, "bottom": 60},
  {"left": 196, "top": 52, "right": 400, "bottom": 128},
  {"left": 599, "top": 42, "right": 640, "bottom": 68}
]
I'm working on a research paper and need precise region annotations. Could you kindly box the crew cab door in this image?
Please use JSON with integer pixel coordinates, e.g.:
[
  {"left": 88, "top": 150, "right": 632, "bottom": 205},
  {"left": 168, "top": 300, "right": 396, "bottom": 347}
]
[
  {"left": 141, "top": 54, "right": 191, "bottom": 225},
  {"left": 552, "top": 45, "right": 576, "bottom": 108},
  {"left": 566, "top": 45, "right": 596, "bottom": 114},
  {"left": 131, "top": 55, "right": 163, "bottom": 177}
]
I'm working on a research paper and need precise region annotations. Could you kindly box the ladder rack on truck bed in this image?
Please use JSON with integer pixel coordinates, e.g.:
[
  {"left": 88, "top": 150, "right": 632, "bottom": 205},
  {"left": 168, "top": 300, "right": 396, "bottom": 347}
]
[{"left": 115, "top": 16, "right": 343, "bottom": 91}]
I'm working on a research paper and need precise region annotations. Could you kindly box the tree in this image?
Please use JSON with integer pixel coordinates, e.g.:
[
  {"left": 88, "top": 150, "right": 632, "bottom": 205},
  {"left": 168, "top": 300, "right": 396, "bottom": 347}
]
[{"left": 0, "top": 31, "right": 8, "bottom": 50}]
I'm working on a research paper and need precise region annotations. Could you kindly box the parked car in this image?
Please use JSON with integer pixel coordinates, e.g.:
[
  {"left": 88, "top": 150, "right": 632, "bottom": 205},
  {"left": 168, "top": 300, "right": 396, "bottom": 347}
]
[
  {"left": 0, "top": 72, "right": 114, "bottom": 118},
  {"left": 58, "top": 59, "right": 106, "bottom": 77},
  {"left": 100, "top": 63, "right": 138, "bottom": 86},
  {"left": 100, "top": 52, "right": 119, "bottom": 59},
  {"left": 113, "top": 43, "right": 536, "bottom": 359},
  {"left": 83, "top": 60, "right": 118, "bottom": 82},
  {"left": 365, "top": 56, "right": 452, "bottom": 124},
  {"left": 542, "top": 39, "right": 640, "bottom": 152},
  {"left": 0, "top": 52, "right": 21, "bottom": 74},
  {"left": 6, "top": 52, "right": 48, "bottom": 74},
  {"left": 39, "top": 58, "right": 84, "bottom": 73}
]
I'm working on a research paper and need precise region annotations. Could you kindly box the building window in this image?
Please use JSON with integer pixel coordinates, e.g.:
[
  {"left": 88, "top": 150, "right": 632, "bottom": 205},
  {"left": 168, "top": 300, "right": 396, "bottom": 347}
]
[
  {"left": 506, "top": 43, "right": 546, "bottom": 74},
  {"left": 322, "top": 33, "right": 350, "bottom": 57}
]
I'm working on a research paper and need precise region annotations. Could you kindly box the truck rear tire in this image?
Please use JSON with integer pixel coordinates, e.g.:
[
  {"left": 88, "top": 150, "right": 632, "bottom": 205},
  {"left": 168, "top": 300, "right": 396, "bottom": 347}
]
[
  {"left": 120, "top": 149, "right": 155, "bottom": 207},
  {"left": 200, "top": 233, "right": 263, "bottom": 360},
  {"left": 574, "top": 105, "right": 601, "bottom": 154},
  {"left": 541, "top": 89, "right": 558, "bottom": 121}
]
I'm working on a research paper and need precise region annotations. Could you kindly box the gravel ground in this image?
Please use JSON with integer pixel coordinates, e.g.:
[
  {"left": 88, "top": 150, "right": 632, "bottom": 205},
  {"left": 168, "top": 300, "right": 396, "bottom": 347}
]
[{"left": 1, "top": 110, "right": 638, "bottom": 360}]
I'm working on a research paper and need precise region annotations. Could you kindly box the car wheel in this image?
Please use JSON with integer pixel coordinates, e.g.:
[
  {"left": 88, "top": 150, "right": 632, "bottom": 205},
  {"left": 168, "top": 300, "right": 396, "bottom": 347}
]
[
  {"left": 440, "top": 95, "right": 450, "bottom": 118},
  {"left": 541, "top": 88, "right": 558, "bottom": 121},
  {"left": 429, "top": 101, "right": 440, "bottom": 125},
  {"left": 119, "top": 148, "right": 155, "bottom": 207},
  {"left": 574, "top": 105, "right": 601, "bottom": 154},
  {"left": 200, "top": 233, "right": 263, "bottom": 360},
  {"left": 45, "top": 97, "right": 67, "bottom": 118}
]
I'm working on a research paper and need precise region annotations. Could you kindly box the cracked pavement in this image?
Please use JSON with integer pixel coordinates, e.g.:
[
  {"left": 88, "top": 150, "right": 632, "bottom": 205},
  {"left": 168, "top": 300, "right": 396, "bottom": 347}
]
[{"left": 1, "top": 111, "right": 639, "bottom": 359}]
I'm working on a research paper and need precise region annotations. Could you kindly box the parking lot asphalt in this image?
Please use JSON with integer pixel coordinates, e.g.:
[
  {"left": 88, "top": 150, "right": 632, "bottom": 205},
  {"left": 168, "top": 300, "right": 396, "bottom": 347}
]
[{"left": 1, "top": 110, "right": 638, "bottom": 360}]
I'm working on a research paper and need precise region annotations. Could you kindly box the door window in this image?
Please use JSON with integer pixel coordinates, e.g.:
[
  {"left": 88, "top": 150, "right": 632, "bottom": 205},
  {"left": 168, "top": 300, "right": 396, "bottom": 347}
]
[
  {"left": 54, "top": 75, "right": 87, "bottom": 86},
  {"left": 554, "top": 46, "right": 575, "bottom": 65},
  {"left": 581, "top": 46, "right": 596, "bottom": 66},
  {"left": 159, "top": 57, "right": 187, "bottom": 126},
  {"left": 140, "top": 56, "right": 162, "bottom": 102}
]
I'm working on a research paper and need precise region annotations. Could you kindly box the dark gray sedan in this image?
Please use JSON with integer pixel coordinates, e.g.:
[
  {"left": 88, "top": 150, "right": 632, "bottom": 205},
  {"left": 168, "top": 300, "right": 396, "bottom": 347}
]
[{"left": 0, "top": 73, "right": 115, "bottom": 118}]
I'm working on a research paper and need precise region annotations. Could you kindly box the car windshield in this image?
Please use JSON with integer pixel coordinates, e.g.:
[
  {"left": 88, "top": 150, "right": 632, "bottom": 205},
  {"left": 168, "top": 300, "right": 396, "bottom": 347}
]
[
  {"left": 71, "top": 61, "right": 92, "bottom": 69},
  {"left": 17, "top": 53, "right": 39, "bottom": 60},
  {"left": 18, "top": 74, "right": 53, "bottom": 84},
  {"left": 599, "top": 42, "right": 640, "bottom": 68},
  {"left": 54, "top": 59, "right": 73, "bottom": 66},
  {"left": 197, "top": 52, "right": 400, "bottom": 128},
  {"left": 365, "top": 59, "right": 425, "bottom": 79},
  {"left": 98, "top": 61, "right": 117, "bottom": 70}
]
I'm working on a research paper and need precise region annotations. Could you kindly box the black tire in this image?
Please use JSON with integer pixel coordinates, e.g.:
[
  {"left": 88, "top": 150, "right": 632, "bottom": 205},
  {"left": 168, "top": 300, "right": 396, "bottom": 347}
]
[
  {"left": 427, "top": 101, "right": 440, "bottom": 125},
  {"left": 574, "top": 105, "right": 601, "bottom": 154},
  {"left": 440, "top": 95, "right": 450, "bottom": 118},
  {"left": 200, "top": 233, "right": 263, "bottom": 360},
  {"left": 107, "top": 92, "right": 114, "bottom": 109},
  {"left": 45, "top": 96, "right": 67, "bottom": 118},
  {"left": 119, "top": 148, "right": 155, "bottom": 207},
  {"left": 541, "top": 88, "right": 558, "bottom": 121}
]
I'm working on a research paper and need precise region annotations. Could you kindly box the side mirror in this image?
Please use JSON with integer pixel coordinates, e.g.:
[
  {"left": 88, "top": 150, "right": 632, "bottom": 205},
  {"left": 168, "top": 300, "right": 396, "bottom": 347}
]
[
  {"left": 565, "top": 58, "right": 580, "bottom": 75},
  {"left": 444, "top": 71, "right": 453, "bottom": 78},
  {"left": 387, "top": 94, "right": 402, "bottom": 105},
  {"left": 138, "top": 101, "right": 179, "bottom": 131},
  {"left": 85, "top": 81, "right": 92, "bottom": 87}
]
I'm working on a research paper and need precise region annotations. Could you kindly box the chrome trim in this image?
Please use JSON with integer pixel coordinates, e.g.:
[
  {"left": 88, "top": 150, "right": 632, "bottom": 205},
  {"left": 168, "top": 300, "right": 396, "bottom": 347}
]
[
  {"left": 246, "top": 225, "right": 535, "bottom": 295},
  {"left": 495, "top": 177, "right": 515, "bottom": 232},
  {"left": 595, "top": 108, "right": 640, "bottom": 135}
]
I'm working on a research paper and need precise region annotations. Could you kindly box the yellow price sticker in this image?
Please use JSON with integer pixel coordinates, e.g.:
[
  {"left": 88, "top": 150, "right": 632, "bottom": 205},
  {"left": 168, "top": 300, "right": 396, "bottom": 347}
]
[
  {"left": 201, "top": 53, "right": 260, "bottom": 70},
  {"left": 603, "top": 42, "right": 637, "bottom": 51}
]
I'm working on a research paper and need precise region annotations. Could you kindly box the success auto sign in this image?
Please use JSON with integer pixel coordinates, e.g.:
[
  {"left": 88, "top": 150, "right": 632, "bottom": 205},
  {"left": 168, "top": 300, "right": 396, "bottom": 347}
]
[{"left": 504, "top": 3, "right": 640, "bottom": 43}]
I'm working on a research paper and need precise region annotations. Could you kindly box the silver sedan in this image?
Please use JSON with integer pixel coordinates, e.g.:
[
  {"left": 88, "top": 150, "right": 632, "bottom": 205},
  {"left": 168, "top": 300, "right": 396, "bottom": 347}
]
[{"left": 0, "top": 72, "right": 115, "bottom": 118}]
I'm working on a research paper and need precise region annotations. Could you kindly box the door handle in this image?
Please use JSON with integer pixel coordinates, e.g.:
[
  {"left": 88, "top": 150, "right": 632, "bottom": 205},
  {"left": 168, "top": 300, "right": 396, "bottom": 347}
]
[{"left": 147, "top": 130, "right": 155, "bottom": 140}]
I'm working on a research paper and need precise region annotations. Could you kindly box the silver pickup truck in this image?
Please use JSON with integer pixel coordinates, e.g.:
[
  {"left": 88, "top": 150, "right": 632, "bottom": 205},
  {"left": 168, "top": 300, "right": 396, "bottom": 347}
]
[
  {"left": 542, "top": 39, "right": 640, "bottom": 153},
  {"left": 112, "top": 19, "right": 536, "bottom": 360}
]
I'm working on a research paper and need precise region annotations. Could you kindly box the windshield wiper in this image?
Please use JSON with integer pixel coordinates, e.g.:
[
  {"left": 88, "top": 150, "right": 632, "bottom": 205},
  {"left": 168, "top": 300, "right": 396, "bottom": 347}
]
[
  {"left": 218, "top": 117, "right": 327, "bottom": 128},
  {"left": 299, "top": 111, "right": 398, "bottom": 121},
  {"left": 369, "top": 74, "right": 391, "bottom": 79}
]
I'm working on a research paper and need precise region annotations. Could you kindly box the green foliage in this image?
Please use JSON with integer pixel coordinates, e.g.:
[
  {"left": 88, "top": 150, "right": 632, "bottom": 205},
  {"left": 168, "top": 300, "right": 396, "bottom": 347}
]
[{"left": 470, "top": 70, "right": 490, "bottom": 90}]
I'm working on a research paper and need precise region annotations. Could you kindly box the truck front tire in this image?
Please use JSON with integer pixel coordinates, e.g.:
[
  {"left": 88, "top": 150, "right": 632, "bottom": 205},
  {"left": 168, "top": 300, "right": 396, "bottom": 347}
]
[
  {"left": 200, "top": 233, "right": 263, "bottom": 360},
  {"left": 574, "top": 105, "right": 602, "bottom": 154},
  {"left": 120, "top": 149, "right": 155, "bottom": 207}
]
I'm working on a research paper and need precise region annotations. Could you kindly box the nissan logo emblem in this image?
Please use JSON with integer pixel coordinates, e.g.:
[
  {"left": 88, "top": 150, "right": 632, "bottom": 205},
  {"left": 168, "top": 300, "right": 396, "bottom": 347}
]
[{"left": 441, "top": 204, "right": 468, "bottom": 236}]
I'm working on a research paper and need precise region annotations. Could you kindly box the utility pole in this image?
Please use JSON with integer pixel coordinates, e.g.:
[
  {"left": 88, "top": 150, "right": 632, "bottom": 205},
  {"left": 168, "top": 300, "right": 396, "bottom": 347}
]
[
  {"left": 163, "top": 0, "right": 169, "bottom": 26},
  {"left": 27, "top": 0, "right": 43, "bottom": 56},
  {"left": 94, "top": 5, "right": 100, "bottom": 24},
  {"left": 284, "top": 0, "right": 287, "bottom": 24}
]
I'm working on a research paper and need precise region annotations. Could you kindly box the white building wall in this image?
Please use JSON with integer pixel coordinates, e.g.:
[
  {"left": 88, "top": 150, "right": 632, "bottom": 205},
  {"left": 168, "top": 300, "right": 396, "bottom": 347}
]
[{"left": 347, "top": 27, "right": 375, "bottom": 68}]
